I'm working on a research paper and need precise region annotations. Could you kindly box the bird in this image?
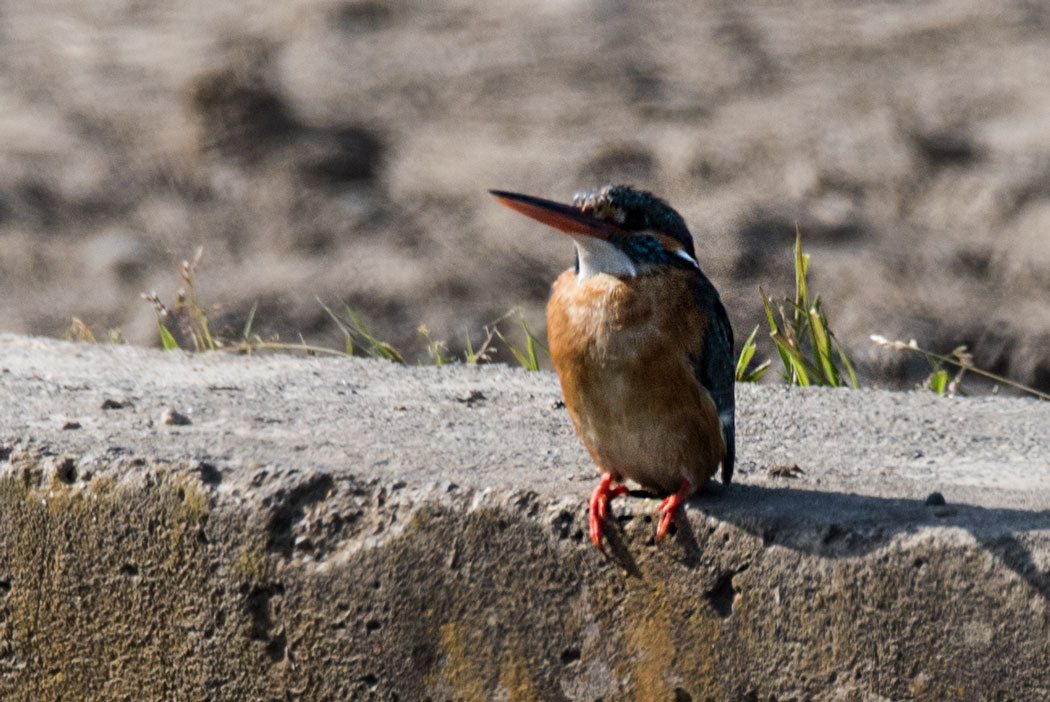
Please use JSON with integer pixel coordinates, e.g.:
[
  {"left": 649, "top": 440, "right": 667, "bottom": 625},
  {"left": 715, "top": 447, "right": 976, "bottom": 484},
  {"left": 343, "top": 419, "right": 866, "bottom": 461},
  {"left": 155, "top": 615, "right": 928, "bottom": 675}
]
[{"left": 490, "top": 184, "right": 735, "bottom": 552}]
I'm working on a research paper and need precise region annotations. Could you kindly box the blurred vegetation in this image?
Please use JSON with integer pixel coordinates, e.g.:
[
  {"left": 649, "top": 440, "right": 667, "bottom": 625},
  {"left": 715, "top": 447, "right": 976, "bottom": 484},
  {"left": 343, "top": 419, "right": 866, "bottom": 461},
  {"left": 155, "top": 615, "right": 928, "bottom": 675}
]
[
  {"left": 60, "top": 240, "right": 1046, "bottom": 401},
  {"left": 758, "top": 228, "right": 858, "bottom": 388}
]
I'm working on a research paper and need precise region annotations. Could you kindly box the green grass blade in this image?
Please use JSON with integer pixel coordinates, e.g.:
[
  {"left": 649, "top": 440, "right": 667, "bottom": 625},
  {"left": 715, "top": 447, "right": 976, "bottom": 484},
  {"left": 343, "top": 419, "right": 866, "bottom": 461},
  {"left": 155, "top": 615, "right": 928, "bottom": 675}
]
[
  {"left": 343, "top": 305, "right": 372, "bottom": 340},
  {"left": 740, "top": 359, "right": 772, "bottom": 383},
  {"left": 493, "top": 319, "right": 544, "bottom": 371},
  {"left": 465, "top": 332, "right": 477, "bottom": 364},
  {"left": 793, "top": 225, "right": 809, "bottom": 330},
  {"left": 735, "top": 324, "right": 760, "bottom": 382},
  {"left": 199, "top": 316, "right": 215, "bottom": 351},
  {"left": 763, "top": 288, "right": 796, "bottom": 382},
  {"left": 158, "top": 322, "right": 179, "bottom": 351},
  {"left": 808, "top": 306, "right": 840, "bottom": 386},
  {"left": 317, "top": 298, "right": 352, "bottom": 336},
  {"left": 432, "top": 338, "right": 445, "bottom": 366},
  {"left": 344, "top": 303, "right": 405, "bottom": 363},
  {"left": 297, "top": 332, "right": 316, "bottom": 356},
  {"left": 317, "top": 298, "right": 355, "bottom": 355},
  {"left": 770, "top": 331, "right": 823, "bottom": 386},
  {"left": 784, "top": 351, "right": 811, "bottom": 386},
  {"left": 241, "top": 302, "right": 258, "bottom": 343},
  {"left": 507, "top": 347, "right": 531, "bottom": 369},
  {"left": 735, "top": 343, "right": 756, "bottom": 379},
  {"left": 525, "top": 333, "right": 537, "bottom": 370},
  {"left": 832, "top": 334, "right": 859, "bottom": 388},
  {"left": 495, "top": 327, "right": 531, "bottom": 369},
  {"left": 418, "top": 325, "right": 445, "bottom": 366},
  {"left": 522, "top": 318, "right": 549, "bottom": 357},
  {"left": 929, "top": 368, "right": 949, "bottom": 394},
  {"left": 375, "top": 343, "right": 405, "bottom": 363},
  {"left": 521, "top": 318, "right": 542, "bottom": 370},
  {"left": 761, "top": 287, "right": 779, "bottom": 334}
]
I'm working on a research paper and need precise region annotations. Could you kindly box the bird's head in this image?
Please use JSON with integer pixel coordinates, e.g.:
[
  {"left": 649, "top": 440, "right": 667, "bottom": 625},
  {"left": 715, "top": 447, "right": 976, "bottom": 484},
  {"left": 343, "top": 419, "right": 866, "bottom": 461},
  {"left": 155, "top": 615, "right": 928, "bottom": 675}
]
[{"left": 491, "top": 184, "right": 700, "bottom": 279}]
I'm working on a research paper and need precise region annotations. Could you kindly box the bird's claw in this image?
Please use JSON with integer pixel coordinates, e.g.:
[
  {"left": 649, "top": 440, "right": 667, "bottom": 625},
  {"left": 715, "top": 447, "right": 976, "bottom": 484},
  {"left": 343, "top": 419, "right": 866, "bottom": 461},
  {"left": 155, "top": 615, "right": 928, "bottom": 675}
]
[
  {"left": 654, "top": 479, "right": 693, "bottom": 543},
  {"left": 589, "top": 474, "right": 627, "bottom": 552}
]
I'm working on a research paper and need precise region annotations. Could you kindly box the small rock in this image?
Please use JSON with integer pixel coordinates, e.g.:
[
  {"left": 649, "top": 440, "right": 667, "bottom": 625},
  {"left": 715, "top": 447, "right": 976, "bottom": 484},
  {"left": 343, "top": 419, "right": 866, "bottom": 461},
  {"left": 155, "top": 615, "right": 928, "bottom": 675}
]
[
  {"left": 768, "top": 464, "right": 804, "bottom": 478},
  {"left": 161, "top": 408, "right": 192, "bottom": 426},
  {"left": 61, "top": 421, "right": 82, "bottom": 430},
  {"left": 101, "top": 398, "right": 127, "bottom": 410},
  {"left": 455, "top": 390, "right": 486, "bottom": 406},
  {"left": 924, "top": 492, "right": 946, "bottom": 506}
]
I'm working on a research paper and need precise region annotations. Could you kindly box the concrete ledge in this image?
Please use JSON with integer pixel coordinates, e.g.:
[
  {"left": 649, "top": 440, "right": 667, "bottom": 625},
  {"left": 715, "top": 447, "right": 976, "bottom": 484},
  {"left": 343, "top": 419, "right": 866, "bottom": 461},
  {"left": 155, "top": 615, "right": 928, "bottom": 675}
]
[{"left": 1, "top": 334, "right": 1048, "bottom": 700}]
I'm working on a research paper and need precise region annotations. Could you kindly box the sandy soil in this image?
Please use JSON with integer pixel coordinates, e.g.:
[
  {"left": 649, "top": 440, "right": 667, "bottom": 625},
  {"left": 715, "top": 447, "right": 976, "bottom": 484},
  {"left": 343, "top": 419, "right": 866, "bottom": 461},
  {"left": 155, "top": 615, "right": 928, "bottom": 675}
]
[{"left": 2, "top": 1, "right": 1049, "bottom": 389}]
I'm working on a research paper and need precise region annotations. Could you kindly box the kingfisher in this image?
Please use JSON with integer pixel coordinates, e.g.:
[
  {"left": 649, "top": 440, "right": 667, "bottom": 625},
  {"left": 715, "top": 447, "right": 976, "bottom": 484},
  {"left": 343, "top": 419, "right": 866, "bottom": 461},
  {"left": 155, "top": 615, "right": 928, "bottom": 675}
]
[{"left": 490, "top": 185, "right": 735, "bottom": 552}]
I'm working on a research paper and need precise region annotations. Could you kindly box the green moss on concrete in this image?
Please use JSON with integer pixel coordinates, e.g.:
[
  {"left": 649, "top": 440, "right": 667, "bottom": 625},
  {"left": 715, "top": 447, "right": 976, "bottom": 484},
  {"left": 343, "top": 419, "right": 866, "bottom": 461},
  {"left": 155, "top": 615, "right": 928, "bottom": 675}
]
[
  {"left": 0, "top": 461, "right": 255, "bottom": 701},
  {"left": 232, "top": 545, "right": 272, "bottom": 584},
  {"left": 428, "top": 621, "right": 491, "bottom": 700},
  {"left": 0, "top": 456, "right": 1047, "bottom": 701},
  {"left": 174, "top": 474, "right": 210, "bottom": 527}
]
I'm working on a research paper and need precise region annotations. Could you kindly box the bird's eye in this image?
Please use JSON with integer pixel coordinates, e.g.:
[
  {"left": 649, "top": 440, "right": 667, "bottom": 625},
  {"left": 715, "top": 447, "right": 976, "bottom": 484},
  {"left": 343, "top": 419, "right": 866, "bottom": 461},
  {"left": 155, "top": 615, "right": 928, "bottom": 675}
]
[{"left": 622, "top": 209, "right": 646, "bottom": 231}]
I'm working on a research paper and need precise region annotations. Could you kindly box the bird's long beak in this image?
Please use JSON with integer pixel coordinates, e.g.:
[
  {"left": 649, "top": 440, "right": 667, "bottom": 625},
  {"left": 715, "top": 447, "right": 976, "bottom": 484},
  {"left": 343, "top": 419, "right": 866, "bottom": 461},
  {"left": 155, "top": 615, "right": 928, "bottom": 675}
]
[{"left": 489, "top": 190, "right": 625, "bottom": 241}]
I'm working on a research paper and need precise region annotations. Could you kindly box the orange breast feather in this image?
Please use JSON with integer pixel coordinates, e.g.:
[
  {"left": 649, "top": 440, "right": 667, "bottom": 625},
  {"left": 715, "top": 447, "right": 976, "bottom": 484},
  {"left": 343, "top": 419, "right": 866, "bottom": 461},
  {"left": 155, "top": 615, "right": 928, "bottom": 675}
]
[{"left": 546, "top": 268, "right": 725, "bottom": 493}]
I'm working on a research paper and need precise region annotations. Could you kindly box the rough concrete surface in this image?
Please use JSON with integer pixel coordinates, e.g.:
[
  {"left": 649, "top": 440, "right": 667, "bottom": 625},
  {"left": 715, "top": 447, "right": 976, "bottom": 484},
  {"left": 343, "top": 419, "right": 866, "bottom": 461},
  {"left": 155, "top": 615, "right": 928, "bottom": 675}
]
[{"left": 0, "top": 333, "right": 1048, "bottom": 701}]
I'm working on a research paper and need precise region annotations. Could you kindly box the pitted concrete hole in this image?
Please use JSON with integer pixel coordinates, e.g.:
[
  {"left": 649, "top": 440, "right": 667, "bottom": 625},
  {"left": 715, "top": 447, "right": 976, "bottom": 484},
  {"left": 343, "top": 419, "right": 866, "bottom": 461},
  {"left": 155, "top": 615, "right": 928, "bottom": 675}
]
[
  {"left": 55, "top": 458, "right": 77, "bottom": 484},
  {"left": 266, "top": 473, "right": 335, "bottom": 556},
  {"left": 706, "top": 565, "right": 748, "bottom": 618},
  {"left": 264, "top": 630, "right": 286, "bottom": 663},
  {"left": 245, "top": 582, "right": 284, "bottom": 642}
]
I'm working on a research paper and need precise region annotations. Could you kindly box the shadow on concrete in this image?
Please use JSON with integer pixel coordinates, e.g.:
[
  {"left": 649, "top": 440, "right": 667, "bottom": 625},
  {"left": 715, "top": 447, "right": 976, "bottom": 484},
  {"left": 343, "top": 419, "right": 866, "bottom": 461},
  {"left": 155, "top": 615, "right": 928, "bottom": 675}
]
[{"left": 623, "top": 483, "right": 1050, "bottom": 601}]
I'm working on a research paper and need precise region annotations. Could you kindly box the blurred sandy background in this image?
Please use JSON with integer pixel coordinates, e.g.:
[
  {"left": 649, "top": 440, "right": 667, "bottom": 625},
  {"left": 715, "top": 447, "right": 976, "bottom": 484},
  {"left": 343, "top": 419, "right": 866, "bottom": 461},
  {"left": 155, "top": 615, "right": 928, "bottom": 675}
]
[{"left": 2, "top": 0, "right": 1049, "bottom": 390}]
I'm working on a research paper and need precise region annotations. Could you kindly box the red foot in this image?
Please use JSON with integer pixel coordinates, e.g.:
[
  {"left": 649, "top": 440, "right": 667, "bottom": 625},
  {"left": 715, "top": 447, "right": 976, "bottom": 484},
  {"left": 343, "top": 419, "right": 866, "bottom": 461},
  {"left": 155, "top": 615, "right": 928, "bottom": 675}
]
[
  {"left": 655, "top": 479, "right": 694, "bottom": 543},
  {"left": 589, "top": 473, "right": 628, "bottom": 552}
]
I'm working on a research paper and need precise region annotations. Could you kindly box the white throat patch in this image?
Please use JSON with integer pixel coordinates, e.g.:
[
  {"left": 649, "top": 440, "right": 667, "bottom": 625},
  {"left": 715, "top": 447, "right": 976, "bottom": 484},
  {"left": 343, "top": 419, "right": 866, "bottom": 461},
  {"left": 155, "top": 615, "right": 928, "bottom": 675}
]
[{"left": 572, "top": 236, "right": 636, "bottom": 278}]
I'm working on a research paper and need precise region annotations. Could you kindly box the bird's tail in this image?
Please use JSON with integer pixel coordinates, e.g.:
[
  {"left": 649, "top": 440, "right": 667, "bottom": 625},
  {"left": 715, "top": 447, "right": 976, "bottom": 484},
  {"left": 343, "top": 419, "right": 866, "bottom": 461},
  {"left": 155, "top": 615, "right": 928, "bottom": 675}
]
[{"left": 721, "top": 420, "right": 735, "bottom": 485}]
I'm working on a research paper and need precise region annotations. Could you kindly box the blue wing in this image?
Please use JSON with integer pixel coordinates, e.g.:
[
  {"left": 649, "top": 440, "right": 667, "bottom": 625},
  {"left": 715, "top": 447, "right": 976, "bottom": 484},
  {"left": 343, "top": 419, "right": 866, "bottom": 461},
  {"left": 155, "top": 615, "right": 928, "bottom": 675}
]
[{"left": 689, "top": 273, "right": 736, "bottom": 485}]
